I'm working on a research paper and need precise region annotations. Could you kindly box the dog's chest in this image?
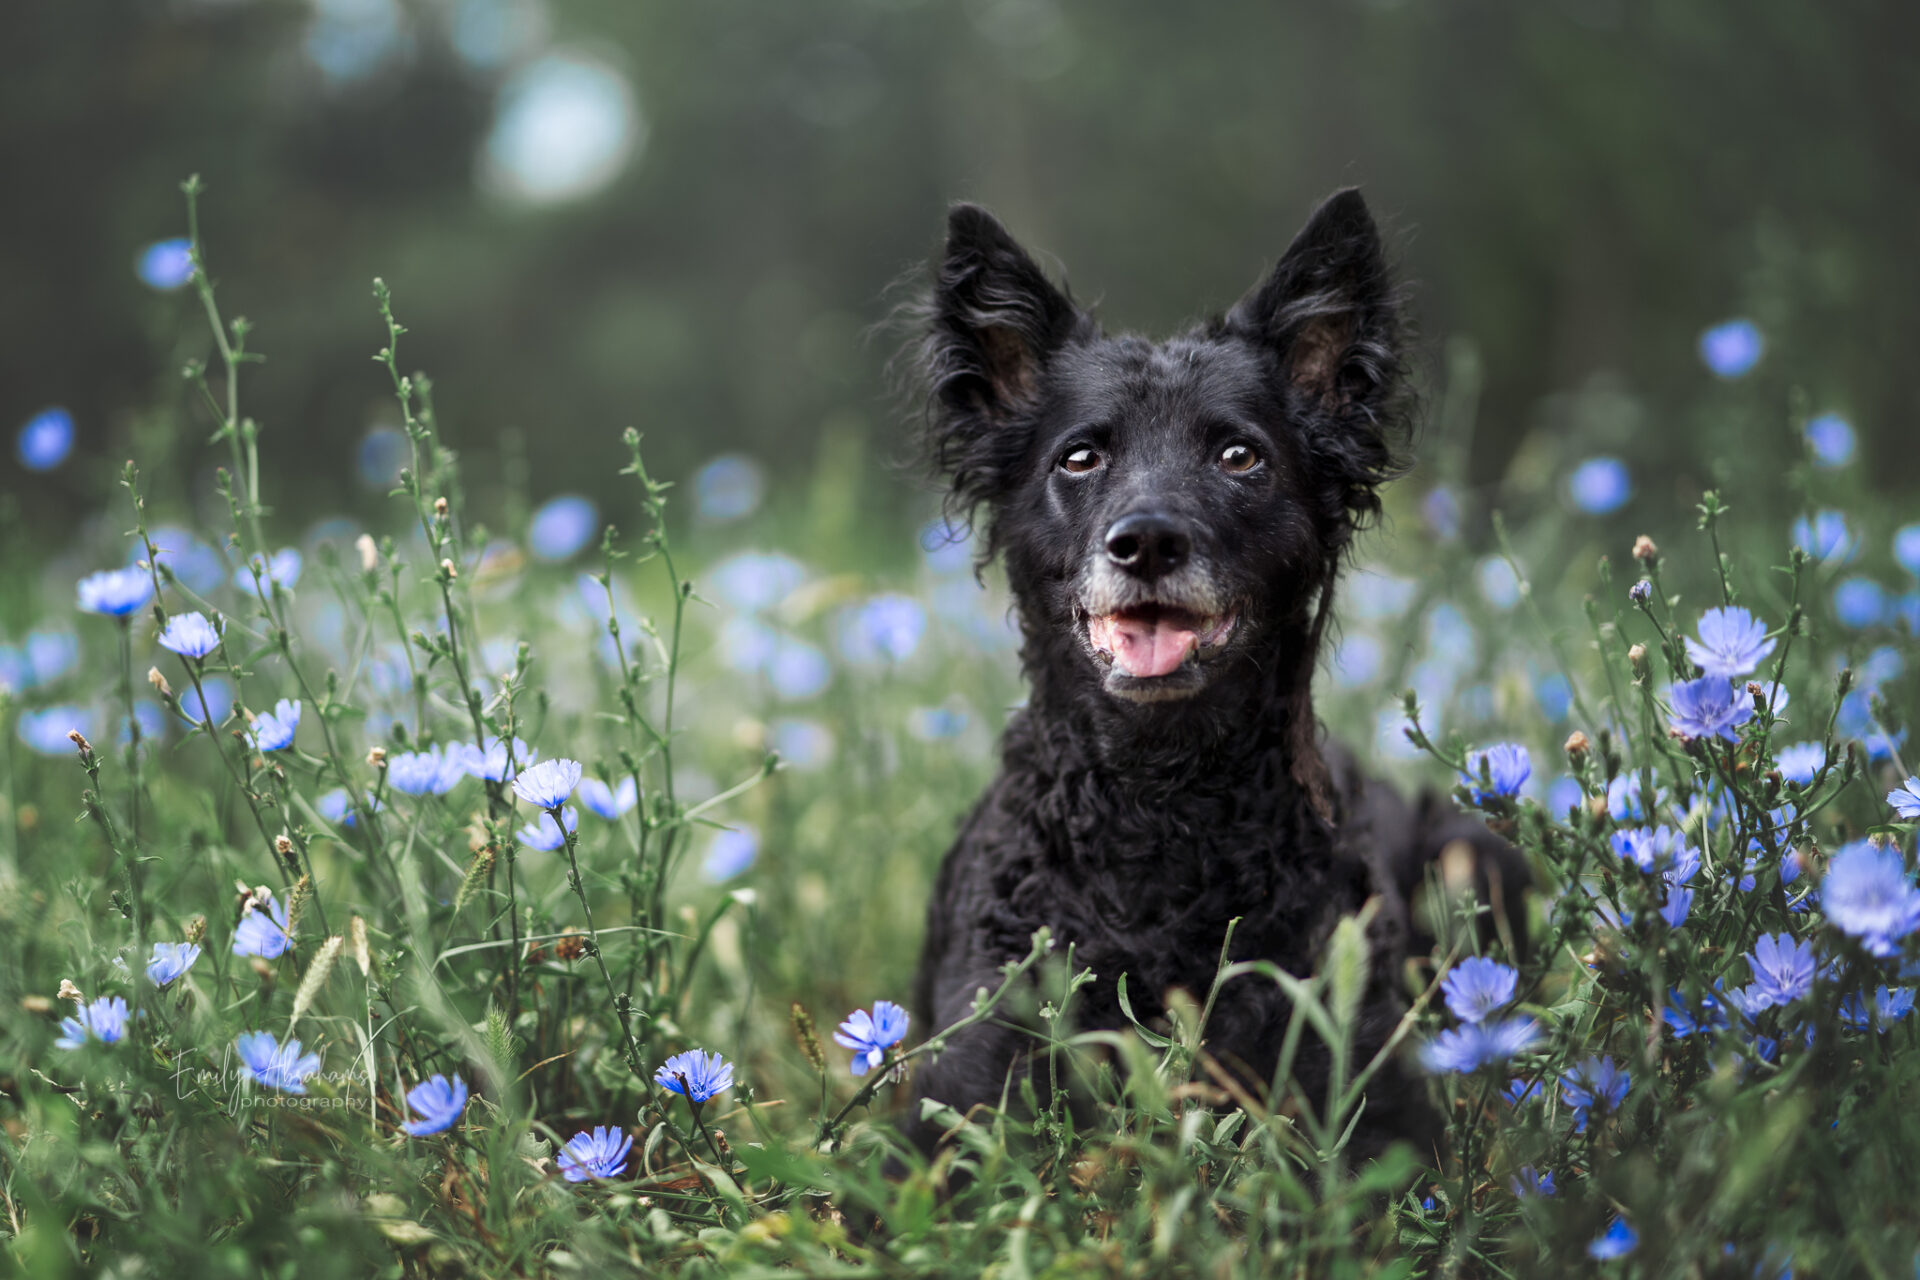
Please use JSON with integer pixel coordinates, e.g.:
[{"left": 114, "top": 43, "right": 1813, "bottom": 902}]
[{"left": 987, "top": 764, "right": 1375, "bottom": 1008}]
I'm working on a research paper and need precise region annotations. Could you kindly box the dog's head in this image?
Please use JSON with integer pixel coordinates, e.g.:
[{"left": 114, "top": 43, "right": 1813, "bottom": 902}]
[{"left": 912, "top": 190, "right": 1409, "bottom": 727}]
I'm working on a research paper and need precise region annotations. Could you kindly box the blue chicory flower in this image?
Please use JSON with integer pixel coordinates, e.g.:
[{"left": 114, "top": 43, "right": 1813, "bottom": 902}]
[
  {"left": 528, "top": 495, "right": 598, "bottom": 561},
  {"left": 1562, "top": 1056, "right": 1629, "bottom": 1133},
  {"left": 513, "top": 757, "right": 582, "bottom": 810},
  {"left": 516, "top": 807, "right": 578, "bottom": 851},
  {"left": 1837, "top": 689, "right": 1907, "bottom": 763},
  {"left": 1510, "top": 1165, "right": 1556, "bottom": 1198},
  {"left": 1684, "top": 606, "right": 1776, "bottom": 679},
  {"left": 577, "top": 775, "right": 638, "bottom": 819},
  {"left": 17, "top": 406, "right": 76, "bottom": 471},
  {"left": 1804, "top": 413, "right": 1855, "bottom": 467},
  {"left": 17, "top": 706, "right": 98, "bottom": 756},
  {"left": 233, "top": 892, "right": 293, "bottom": 959},
  {"left": 839, "top": 595, "right": 928, "bottom": 665},
  {"left": 769, "top": 637, "right": 833, "bottom": 701},
  {"left": 1668, "top": 676, "right": 1753, "bottom": 742},
  {"left": 1440, "top": 957, "right": 1519, "bottom": 1024},
  {"left": 386, "top": 746, "right": 467, "bottom": 796},
  {"left": 56, "top": 996, "right": 129, "bottom": 1049},
  {"left": 233, "top": 548, "right": 302, "bottom": 590},
  {"left": 146, "top": 941, "right": 202, "bottom": 987},
  {"left": 1777, "top": 743, "right": 1825, "bottom": 786},
  {"left": 176, "top": 674, "right": 233, "bottom": 729},
  {"left": 158, "top": 611, "right": 221, "bottom": 659},
  {"left": 250, "top": 698, "right": 301, "bottom": 752},
  {"left": 1833, "top": 578, "right": 1887, "bottom": 630},
  {"left": 1459, "top": 743, "right": 1530, "bottom": 803},
  {"left": 1887, "top": 777, "right": 1920, "bottom": 820},
  {"left": 1820, "top": 842, "right": 1920, "bottom": 957},
  {"left": 139, "top": 526, "right": 226, "bottom": 595},
  {"left": 1503, "top": 1077, "right": 1545, "bottom": 1107},
  {"left": 693, "top": 454, "right": 765, "bottom": 523},
  {"left": 833, "top": 1000, "right": 911, "bottom": 1076},
  {"left": 1588, "top": 1217, "right": 1640, "bottom": 1260},
  {"left": 1743, "top": 933, "right": 1816, "bottom": 1011},
  {"left": 1420, "top": 1017, "right": 1540, "bottom": 1074},
  {"left": 1567, "top": 457, "right": 1632, "bottom": 515},
  {"left": 558, "top": 1125, "right": 633, "bottom": 1182},
  {"left": 1662, "top": 985, "right": 1731, "bottom": 1038},
  {"left": 402, "top": 1073, "right": 470, "bottom": 1136},
  {"left": 235, "top": 1030, "right": 321, "bottom": 1093},
  {"left": 709, "top": 552, "right": 807, "bottom": 612},
  {"left": 77, "top": 568, "right": 154, "bottom": 617},
  {"left": 460, "top": 735, "right": 534, "bottom": 782},
  {"left": 654, "top": 1049, "right": 733, "bottom": 1103},
  {"left": 1838, "top": 986, "right": 1915, "bottom": 1034},
  {"left": 1611, "top": 825, "right": 1678, "bottom": 873},
  {"left": 136, "top": 237, "right": 195, "bottom": 290},
  {"left": 1894, "top": 524, "right": 1920, "bottom": 579},
  {"left": 1699, "top": 317, "right": 1762, "bottom": 377},
  {"left": 1659, "top": 887, "right": 1695, "bottom": 929},
  {"left": 1791, "top": 510, "right": 1855, "bottom": 566},
  {"left": 702, "top": 825, "right": 759, "bottom": 881},
  {"left": 1422, "top": 485, "right": 1461, "bottom": 540}
]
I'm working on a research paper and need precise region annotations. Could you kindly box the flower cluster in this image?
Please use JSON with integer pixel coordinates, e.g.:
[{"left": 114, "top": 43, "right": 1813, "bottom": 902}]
[{"left": 1421, "top": 958, "right": 1539, "bottom": 1074}]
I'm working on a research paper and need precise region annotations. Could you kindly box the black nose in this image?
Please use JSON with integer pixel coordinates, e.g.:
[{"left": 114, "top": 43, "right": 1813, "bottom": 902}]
[{"left": 1104, "top": 513, "right": 1192, "bottom": 579}]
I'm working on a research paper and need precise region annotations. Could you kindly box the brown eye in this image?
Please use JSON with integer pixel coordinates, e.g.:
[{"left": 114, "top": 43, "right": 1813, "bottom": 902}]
[
  {"left": 1060, "top": 447, "right": 1103, "bottom": 474},
  {"left": 1220, "top": 443, "right": 1259, "bottom": 473}
]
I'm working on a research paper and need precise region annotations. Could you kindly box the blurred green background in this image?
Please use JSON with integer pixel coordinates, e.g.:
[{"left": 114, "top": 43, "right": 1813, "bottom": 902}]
[
  {"left": 3, "top": 0, "right": 1920, "bottom": 1206},
  {"left": 7, "top": 0, "right": 1919, "bottom": 548}
]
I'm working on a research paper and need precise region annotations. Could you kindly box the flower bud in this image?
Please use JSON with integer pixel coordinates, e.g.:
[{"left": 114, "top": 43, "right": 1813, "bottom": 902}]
[
  {"left": 1632, "top": 534, "right": 1658, "bottom": 564},
  {"left": 367, "top": 745, "right": 388, "bottom": 769},
  {"left": 440, "top": 558, "right": 458, "bottom": 580},
  {"left": 185, "top": 914, "right": 207, "bottom": 945},
  {"left": 58, "top": 979, "right": 83, "bottom": 1003},
  {"left": 355, "top": 533, "right": 378, "bottom": 572},
  {"left": 148, "top": 666, "right": 171, "bottom": 697},
  {"left": 68, "top": 729, "right": 93, "bottom": 758},
  {"left": 1628, "top": 643, "right": 1649, "bottom": 680},
  {"left": 434, "top": 496, "right": 448, "bottom": 518},
  {"left": 1564, "top": 731, "right": 1590, "bottom": 763},
  {"left": 1629, "top": 579, "right": 1652, "bottom": 606}
]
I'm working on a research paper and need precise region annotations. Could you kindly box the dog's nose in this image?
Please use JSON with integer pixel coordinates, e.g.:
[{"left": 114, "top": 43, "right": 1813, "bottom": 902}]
[{"left": 1104, "top": 513, "right": 1192, "bottom": 579}]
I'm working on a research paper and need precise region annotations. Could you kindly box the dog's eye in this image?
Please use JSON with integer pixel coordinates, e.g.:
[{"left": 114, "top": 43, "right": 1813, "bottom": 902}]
[
  {"left": 1059, "top": 447, "right": 1103, "bottom": 474},
  {"left": 1219, "top": 443, "right": 1260, "bottom": 473}
]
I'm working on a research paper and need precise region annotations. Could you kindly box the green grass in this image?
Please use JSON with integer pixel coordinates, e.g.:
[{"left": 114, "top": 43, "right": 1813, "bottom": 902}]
[{"left": 4, "top": 180, "right": 1920, "bottom": 1279}]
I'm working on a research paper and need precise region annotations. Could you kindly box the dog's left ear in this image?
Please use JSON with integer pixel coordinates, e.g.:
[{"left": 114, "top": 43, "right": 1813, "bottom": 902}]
[{"left": 1227, "top": 188, "right": 1406, "bottom": 521}]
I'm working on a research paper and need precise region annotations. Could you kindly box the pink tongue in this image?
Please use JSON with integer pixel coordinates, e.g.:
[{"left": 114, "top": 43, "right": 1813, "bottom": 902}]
[{"left": 1090, "top": 614, "right": 1198, "bottom": 678}]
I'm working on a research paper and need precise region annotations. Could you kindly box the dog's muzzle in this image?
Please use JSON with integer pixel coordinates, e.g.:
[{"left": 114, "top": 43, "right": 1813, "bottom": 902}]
[{"left": 1077, "top": 520, "right": 1239, "bottom": 700}]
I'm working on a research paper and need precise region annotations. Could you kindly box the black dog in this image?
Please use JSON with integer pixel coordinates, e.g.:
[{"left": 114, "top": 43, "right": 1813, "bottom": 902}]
[{"left": 904, "top": 189, "right": 1518, "bottom": 1158}]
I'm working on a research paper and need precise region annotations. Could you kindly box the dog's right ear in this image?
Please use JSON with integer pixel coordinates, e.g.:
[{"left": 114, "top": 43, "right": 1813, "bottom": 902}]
[{"left": 918, "top": 204, "right": 1085, "bottom": 521}]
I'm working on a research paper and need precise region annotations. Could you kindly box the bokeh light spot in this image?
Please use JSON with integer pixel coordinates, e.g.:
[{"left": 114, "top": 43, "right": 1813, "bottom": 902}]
[
  {"left": 481, "top": 51, "right": 642, "bottom": 205},
  {"left": 136, "top": 238, "right": 194, "bottom": 291},
  {"left": 17, "top": 407, "right": 75, "bottom": 471},
  {"left": 528, "top": 495, "right": 598, "bottom": 561},
  {"left": 1567, "top": 457, "right": 1631, "bottom": 515},
  {"left": 1698, "top": 319, "right": 1763, "bottom": 379}
]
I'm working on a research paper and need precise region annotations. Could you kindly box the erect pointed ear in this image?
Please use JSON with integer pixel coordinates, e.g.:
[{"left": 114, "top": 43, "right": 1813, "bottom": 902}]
[
  {"left": 914, "top": 205, "right": 1087, "bottom": 529},
  {"left": 930, "top": 204, "right": 1083, "bottom": 422},
  {"left": 1227, "top": 188, "right": 1401, "bottom": 418}
]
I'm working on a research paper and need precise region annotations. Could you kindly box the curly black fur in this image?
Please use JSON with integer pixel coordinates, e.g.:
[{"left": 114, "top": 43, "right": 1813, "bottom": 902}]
[{"left": 901, "top": 189, "right": 1522, "bottom": 1161}]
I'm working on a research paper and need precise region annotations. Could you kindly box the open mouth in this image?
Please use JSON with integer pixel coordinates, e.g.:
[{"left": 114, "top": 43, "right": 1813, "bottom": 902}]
[{"left": 1085, "top": 604, "right": 1238, "bottom": 680}]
